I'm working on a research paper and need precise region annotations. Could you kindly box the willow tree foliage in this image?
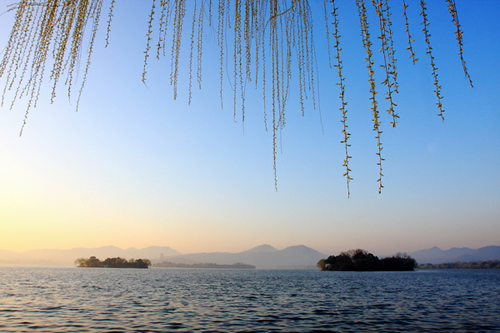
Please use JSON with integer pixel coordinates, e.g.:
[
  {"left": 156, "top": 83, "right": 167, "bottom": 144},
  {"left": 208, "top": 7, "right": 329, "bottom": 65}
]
[{"left": 0, "top": 0, "right": 472, "bottom": 195}]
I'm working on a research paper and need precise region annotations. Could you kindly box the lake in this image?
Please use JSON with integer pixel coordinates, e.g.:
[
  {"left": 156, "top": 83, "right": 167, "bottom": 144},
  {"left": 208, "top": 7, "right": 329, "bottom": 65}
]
[{"left": 1, "top": 267, "right": 499, "bottom": 332}]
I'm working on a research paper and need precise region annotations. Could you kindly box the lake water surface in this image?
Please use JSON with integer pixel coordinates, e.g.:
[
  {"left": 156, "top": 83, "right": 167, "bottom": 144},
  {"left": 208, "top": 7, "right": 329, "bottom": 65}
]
[{"left": 1, "top": 267, "right": 499, "bottom": 332}]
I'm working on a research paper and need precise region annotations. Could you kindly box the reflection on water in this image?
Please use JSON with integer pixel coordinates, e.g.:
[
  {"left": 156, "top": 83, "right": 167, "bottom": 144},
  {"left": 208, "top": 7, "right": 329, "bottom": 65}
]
[{"left": 1, "top": 267, "right": 499, "bottom": 332}]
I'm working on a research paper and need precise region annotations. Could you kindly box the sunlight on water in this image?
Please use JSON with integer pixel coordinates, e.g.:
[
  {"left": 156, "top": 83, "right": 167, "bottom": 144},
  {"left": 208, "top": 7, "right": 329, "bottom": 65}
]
[{"left": 1, "top": 267, "right": 499, "bottom": 332}]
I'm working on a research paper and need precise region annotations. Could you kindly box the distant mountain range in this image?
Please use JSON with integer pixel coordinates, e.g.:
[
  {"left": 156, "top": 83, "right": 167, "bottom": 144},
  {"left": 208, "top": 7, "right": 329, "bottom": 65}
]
[
  {"left": 1, "top": 244, "right": 499, "bottom": 268},
  {"left": 0, "top": 244, "right": 325, "bottom": 269},
  {"left": 157, "top": 244, "right": 327, "bottom": 269},
  {"left": 408, "top": 246, "right": 500, "bottom": 265}
]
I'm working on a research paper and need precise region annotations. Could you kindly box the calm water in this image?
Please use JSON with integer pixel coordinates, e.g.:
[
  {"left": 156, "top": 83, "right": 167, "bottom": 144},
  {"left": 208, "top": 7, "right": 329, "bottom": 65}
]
[{"left": 1, "top": 267, "right": 499, "bottom": 332}]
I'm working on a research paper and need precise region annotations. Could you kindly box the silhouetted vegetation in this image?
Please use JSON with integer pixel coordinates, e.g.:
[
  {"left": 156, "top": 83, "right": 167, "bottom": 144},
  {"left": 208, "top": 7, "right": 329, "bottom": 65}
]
[
  {"left": 318, "top": 249, "right": 417, "bottom": 271},
  {"left": 75, "top": 256, "right": 151, "bottom": 268},
  {"left": 418, "top": 260, "right": 500, "bottom": 269},
  {"left": 155, "top": 262, "right": 255, "bottom": 269}
]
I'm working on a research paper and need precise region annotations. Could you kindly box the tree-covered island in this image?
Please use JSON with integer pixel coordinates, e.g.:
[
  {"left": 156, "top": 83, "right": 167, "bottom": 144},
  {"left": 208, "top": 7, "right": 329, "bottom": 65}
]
[
  {"left": 318, "top": 249, "right": 417, "bottom": 271},
  {"left": 75, "top": 256, "right": 151, "bottom": 268}
]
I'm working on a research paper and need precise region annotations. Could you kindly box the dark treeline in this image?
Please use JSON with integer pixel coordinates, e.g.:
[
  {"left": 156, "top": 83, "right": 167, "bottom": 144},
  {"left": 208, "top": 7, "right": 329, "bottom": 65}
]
[
  {"left": 75, "top": 256, "right": 151, "bottom": 268},
  {"left": 318, "top": 249, "right": 417, "bottom": 271},
  {"left": 155, "top": 262, "right": 255, "bottom": 269},
  {"left": 419, "top": 260, "right": 500, "bottom": 269}
]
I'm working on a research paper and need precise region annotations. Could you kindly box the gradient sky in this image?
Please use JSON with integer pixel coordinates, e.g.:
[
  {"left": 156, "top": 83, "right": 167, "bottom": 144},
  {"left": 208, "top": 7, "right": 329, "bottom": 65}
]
[{"left": 1, "top": 0, "right": 499, "bottom": 256}]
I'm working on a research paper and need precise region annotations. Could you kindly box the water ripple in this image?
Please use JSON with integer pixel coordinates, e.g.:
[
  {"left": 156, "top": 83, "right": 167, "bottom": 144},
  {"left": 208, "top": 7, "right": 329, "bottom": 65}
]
[{"left": 0, "top": 267, "right": 499, "bottom": 332}]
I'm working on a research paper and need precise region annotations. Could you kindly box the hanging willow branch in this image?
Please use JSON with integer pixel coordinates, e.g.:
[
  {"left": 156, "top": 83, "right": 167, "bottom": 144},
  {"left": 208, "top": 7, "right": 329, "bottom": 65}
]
[
  {"left": 330, "top": 0, "right": 351, "bottom": 198},
  {"left": 372, "top": 0, "right": 398, "bottom": 128},
  {"left": 0, "top": 0, "right": 472, "bottom": 195},
  {"left": 402, "top": 0, "right": 418, "bottom": 64},
  {"left": 420, "top": 0, "right": 445, "bottom": 121},
  {"left": 357, "top": 0, "right": 384, "bottom": 193},
  {"left": 445, "top": 0, "right": 472, "bottom": 88}
]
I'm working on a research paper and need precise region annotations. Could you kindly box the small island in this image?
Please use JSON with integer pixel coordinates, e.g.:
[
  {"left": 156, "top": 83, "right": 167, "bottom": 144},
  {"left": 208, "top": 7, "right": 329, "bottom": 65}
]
[
  {"left": 155, "top": 262, "right": 255, "bottom": 269},
  {"left": 75, "top": 256, "right": 151, "bottom": 268},
  {"left": 318, "top": 249, "right": 417, "bottom": 271},
  {"left": 418, "top": 260, "right": 500, "bottom": 269}
]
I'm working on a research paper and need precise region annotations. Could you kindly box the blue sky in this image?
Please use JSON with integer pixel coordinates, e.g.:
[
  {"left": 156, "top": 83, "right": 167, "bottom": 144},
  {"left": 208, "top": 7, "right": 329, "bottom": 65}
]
[{"left": 0, "top": 0, "right": 499, "bottom": 256}]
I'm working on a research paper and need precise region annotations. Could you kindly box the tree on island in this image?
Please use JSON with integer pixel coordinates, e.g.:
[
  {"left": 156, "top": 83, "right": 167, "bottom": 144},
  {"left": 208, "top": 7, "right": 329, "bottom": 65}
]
[
  {"left": 318, "top": 249, "right": 417, "bottom": 271},
  {"left": 75, "top": 256, "right": 151, "bottom": 268}
]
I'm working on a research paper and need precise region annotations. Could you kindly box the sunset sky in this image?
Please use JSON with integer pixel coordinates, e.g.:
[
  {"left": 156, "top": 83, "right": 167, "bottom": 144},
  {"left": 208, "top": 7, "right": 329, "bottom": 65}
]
[{"left": 0, "top": 0, "right": 498, "bottom": 256}]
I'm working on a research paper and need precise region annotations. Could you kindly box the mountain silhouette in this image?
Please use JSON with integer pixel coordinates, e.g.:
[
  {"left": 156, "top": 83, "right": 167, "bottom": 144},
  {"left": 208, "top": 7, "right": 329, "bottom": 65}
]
[
  {"left": 409, "top": 245, "right": 500, "bottom": 264},
  {"left": 245, "top": 244, "right": 279, "bottom": 253},
  {"left": 3, "top": 244, "right": 498, "bottom": 267},
  {"left": 158, "top": 244, "right": 326, "bottom": 269}
]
